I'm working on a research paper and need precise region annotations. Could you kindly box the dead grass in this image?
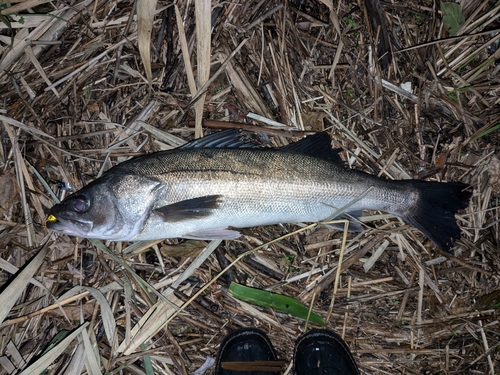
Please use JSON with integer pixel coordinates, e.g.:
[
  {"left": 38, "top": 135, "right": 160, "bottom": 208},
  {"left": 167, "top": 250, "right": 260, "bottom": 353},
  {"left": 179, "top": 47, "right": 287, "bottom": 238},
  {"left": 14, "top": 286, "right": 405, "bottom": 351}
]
[{"left": 1, "top": 0, "right": 499, "bottom": 374}]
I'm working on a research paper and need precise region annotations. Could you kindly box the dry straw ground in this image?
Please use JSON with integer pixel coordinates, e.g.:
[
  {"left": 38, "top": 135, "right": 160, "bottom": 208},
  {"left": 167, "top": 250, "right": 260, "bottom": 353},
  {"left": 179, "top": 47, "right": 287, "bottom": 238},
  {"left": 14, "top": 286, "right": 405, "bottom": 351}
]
[{"left": 0, "top": 0, "right": 499, "bottom": 374}]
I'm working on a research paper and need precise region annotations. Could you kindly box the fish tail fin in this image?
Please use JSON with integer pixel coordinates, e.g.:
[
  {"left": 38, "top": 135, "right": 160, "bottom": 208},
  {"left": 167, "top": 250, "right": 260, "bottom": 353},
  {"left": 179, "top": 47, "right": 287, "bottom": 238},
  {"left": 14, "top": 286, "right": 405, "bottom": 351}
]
[{"left": 396, "top": 181, "right": 472, "bottom": 252}]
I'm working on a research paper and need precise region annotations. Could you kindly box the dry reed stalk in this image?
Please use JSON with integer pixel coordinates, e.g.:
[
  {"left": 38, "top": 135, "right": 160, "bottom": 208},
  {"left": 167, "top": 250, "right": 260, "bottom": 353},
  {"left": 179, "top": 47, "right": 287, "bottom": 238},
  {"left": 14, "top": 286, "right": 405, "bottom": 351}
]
[
  {"left": 0, "top": 0, "right": 499, "bottom": 373},
  {"left": 194, "top": 0, "right": 211, "bottom": 138},
  {"left": 137, "top": 0, "right": 158, "bottom": 89}
]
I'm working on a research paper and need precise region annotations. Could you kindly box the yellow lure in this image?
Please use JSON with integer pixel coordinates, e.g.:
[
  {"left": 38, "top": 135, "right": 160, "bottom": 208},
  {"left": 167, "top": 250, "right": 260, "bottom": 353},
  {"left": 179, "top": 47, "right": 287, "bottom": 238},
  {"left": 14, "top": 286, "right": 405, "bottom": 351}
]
[{"left": 46, "top": 215, "right": 57, "bottom": 224}]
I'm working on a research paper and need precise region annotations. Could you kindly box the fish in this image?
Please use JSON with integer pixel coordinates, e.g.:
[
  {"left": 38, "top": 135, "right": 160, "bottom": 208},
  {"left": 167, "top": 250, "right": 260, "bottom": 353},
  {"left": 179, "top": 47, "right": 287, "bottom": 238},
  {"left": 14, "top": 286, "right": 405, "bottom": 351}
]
[{"left": 46, "top": 129, "right": 472, "bottom": 251}]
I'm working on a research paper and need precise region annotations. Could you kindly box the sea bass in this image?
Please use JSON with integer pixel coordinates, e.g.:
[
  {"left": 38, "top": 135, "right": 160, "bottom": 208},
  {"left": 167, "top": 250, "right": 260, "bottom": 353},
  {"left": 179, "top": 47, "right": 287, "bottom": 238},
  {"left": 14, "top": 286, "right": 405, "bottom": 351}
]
[{"left": 46, "top": 130, "right": 471, "bottom": 251}]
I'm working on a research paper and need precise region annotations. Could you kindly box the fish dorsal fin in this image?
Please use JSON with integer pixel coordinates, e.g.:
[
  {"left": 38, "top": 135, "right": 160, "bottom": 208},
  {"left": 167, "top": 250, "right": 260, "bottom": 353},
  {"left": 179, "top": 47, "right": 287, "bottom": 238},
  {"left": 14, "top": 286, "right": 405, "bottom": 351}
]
[
  {"left": 180, "top": 129, "right": 256, "bottom": 149},
  {"left": 180, "top": 129, "right": 343, "bottom": 163},
  {"left": 280, "top": 132, "right": 344, "bottom": 164}
]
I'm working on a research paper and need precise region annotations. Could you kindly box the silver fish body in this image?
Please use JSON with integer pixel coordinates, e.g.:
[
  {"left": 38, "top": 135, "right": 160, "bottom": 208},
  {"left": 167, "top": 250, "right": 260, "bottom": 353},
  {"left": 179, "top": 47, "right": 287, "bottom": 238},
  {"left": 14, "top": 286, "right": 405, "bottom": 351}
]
[{"left": 47, "top": 130, "right": 471, "bottom": 251}]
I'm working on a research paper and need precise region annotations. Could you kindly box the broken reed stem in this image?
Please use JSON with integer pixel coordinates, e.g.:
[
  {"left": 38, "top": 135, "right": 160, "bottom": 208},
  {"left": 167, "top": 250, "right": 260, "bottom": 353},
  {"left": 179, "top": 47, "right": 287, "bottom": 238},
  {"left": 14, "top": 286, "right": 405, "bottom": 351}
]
[
  {"left": 342, "top": 275, "right": 352, "bottom": 340},
  {"left": 478, "top": 320, "right": 495, "bottom": 374},
  {"left": 194, "top": 0, "right": 211, "bottom": 138},
  {"left": 174, "top": 4, "right": 196, "bottom": 96},
  {"left": 417, "top": 267, "right": 425, "bottom": 339},
  {"left": 325, "top": 219, "right": 349, "bottom": 324},
  {"left": 1, "top": 291, "right": 90, "bottom": 327},
  {"left": 3, "top": 122, "right": 34, "bottom": 247}
]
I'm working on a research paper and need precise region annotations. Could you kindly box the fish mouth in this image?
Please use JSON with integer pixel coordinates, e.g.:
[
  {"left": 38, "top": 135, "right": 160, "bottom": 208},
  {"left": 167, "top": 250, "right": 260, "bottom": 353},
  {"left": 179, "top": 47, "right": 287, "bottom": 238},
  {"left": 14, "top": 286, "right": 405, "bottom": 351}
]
[{"left": 45, "top": 214, "right": 93, "bottom": 237}]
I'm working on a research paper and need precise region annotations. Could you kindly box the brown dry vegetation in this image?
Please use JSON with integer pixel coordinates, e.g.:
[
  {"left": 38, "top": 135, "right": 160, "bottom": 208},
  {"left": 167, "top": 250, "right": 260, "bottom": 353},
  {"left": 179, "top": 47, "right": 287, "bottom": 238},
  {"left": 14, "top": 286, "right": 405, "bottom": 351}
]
[{"left": 0, "top": 0, "right": 500, "bottom": 374}]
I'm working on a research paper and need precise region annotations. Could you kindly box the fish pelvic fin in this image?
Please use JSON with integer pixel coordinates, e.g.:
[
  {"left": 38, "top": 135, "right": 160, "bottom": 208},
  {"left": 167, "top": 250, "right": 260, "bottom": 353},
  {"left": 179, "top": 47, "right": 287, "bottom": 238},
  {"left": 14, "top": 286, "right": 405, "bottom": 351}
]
[
  {"left": 183, "top": 229, "right": 241, "bottom": 240},
  {"left": 154, "top": 195, "right": 223, "bottom": 222},
  {"left": 397, "top": 181, "right": 472, "bottom": 252}
]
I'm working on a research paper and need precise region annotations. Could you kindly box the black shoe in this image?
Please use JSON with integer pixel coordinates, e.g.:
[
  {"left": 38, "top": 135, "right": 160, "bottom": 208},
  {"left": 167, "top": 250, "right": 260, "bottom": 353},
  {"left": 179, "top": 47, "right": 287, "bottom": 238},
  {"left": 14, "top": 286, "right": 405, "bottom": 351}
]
[
  {"left": 294, "top": 329, "right": 359, "bottom": 375},
  {"left": 215, "top": 328, "right": 281, "bottom": 375}
]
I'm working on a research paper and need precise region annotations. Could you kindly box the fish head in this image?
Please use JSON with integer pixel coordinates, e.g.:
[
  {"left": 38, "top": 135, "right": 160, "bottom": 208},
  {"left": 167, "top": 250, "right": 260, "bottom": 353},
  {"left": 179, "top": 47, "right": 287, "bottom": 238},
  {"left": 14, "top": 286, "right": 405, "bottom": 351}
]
[
  {"left": 46, "top": 174, "right": 161, "bottom": 240},
  {"left": 46, "top": 179, "right": 123, "bottom": 239}
]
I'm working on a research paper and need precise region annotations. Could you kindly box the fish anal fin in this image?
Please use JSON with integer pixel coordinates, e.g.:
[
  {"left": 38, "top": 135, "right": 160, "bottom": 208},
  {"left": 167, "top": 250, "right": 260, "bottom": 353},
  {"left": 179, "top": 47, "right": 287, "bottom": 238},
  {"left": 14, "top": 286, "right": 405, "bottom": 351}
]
[
  {"left": 325, "top": 210, "right": 363, "bottom": 232},
  {"left": 154, "top": 195, "right": 223, "bottom": 222},
  {"left": 183, "top": 229, "right": 241, "bottom": 240}
]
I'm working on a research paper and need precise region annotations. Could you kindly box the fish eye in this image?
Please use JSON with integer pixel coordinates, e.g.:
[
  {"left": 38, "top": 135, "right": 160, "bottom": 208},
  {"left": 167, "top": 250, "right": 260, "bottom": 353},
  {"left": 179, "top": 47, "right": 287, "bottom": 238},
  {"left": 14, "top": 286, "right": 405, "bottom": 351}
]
[{"left": 72, "top": 196, "right": 90, "bottom": 213}]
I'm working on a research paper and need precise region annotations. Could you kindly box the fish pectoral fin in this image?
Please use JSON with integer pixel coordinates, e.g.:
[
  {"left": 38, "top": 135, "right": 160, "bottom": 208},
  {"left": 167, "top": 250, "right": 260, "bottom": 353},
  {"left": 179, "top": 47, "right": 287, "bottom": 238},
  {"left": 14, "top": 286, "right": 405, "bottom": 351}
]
[
  {"left": 323, "top": 210, "right": 364, "bottom": 232},
  {"left": 153, "top": 195, "right": 223, "bottom": 222},
  {"left": 183, "top": 229, "right": 241, "bottom": 240}
]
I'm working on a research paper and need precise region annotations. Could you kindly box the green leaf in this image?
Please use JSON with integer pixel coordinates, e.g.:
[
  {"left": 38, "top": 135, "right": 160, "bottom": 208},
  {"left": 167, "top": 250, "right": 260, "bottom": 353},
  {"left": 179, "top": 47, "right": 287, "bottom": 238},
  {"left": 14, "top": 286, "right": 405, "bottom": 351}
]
[
  {"left": 474, "top": 290, "right": 500, "bottom": 310},
  {"left": 41, "top": 330, "right": 70, "bottom": 354},
  {"left": 229, "top": 282, "right": 325, "bottom": 325},
  {"left": 18, "top": 323, "right": 89, "bottom": 375},
  {"left": 0, "top": 13, "right": 12, "bottom": 28},
  {"left": 440, "top": 2, "right": 465, "bottom": 36},
  {"left": 142, "top": 343, "right": 155, "bottom": 375},
  {"left": 0, "top": 242, "right": 49, "bottom": 325},
  {"left": 471, "top": 123, "right": 500, "bottom": 141}
]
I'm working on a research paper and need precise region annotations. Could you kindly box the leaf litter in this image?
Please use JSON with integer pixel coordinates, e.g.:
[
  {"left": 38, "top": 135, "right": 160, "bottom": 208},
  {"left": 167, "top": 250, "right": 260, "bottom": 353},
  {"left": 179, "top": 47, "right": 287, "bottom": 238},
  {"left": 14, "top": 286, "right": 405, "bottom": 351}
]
[{"left": 0, "top": 0, "right": 499, "bottom": 374}]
